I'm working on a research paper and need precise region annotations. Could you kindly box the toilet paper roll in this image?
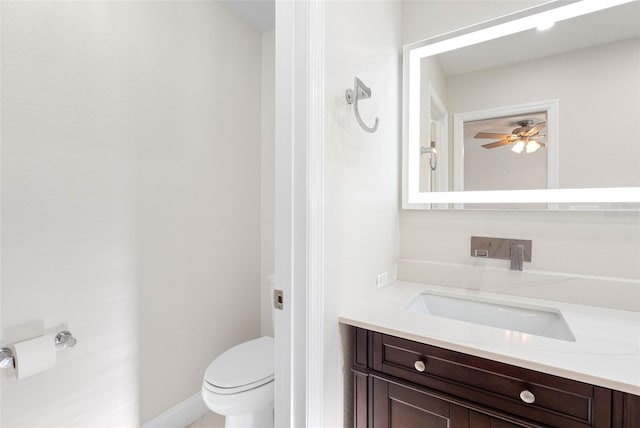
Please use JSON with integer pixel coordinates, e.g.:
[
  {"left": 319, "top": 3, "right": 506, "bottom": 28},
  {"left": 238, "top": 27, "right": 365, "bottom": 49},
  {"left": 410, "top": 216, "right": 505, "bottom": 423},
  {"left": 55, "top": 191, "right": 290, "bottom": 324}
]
[{"left": 9, "top": 334, "right": 57, "bottom": 380}]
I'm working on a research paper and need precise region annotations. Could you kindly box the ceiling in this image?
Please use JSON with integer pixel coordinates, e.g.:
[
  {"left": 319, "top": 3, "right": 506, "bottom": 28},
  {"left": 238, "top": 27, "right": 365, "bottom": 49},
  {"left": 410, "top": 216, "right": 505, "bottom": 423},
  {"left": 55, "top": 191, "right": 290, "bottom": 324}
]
[{"left": 219, "top": 0, "right": 275, "bottom": 33}]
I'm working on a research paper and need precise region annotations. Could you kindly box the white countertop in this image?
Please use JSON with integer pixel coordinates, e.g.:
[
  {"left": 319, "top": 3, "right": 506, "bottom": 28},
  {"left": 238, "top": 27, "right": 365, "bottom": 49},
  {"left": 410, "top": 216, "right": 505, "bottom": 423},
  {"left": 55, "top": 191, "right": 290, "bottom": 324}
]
[{"left": 339, "top": 281, "right": 640, "bottom": 395}]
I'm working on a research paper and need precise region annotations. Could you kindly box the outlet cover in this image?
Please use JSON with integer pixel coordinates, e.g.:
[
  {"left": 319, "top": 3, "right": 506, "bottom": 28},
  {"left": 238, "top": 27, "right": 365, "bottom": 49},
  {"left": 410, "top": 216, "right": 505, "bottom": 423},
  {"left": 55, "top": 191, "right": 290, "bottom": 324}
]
[{"left": 376, "top": 272, "right": 389, "bottom": 288}]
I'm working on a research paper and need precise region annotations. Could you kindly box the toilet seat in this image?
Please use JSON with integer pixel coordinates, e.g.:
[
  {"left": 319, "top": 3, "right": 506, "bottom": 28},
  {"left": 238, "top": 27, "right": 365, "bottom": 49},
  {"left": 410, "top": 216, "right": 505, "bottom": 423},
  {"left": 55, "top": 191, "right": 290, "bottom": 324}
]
[
  {"left": 204, "top": 375, "right": 273, "bottom": 395},
  {"left": 204, "top": 336, "right": 274, "bottom": 395}
]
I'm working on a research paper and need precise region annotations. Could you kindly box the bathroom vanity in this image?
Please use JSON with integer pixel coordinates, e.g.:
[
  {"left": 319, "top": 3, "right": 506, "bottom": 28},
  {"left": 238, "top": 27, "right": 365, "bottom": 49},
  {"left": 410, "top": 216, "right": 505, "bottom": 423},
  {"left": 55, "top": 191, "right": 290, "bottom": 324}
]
[
  {"left": 341, "top": 282, "right": 640, "bottom": 428},
  {"left": 351, "top": 328, "right": 638, "bottom": 427}
]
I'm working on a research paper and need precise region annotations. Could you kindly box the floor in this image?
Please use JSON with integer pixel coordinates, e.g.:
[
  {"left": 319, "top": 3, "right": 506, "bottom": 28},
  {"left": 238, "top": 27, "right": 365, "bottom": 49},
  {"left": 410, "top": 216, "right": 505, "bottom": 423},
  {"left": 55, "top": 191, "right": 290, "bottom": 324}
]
[{"left": 186, "top": 411, "right": 224, "bottom": 428}]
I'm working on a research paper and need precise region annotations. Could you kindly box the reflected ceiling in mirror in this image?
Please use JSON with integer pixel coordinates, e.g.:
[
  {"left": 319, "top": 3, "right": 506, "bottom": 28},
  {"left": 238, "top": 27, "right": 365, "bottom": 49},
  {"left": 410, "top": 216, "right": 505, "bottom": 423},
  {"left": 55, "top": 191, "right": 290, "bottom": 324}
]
[
  {"left": 402, "top": 0, "right": 640, "bottom": 209},
  {"left": 464, "top": 113, "right": 548, "bottom": 191}
]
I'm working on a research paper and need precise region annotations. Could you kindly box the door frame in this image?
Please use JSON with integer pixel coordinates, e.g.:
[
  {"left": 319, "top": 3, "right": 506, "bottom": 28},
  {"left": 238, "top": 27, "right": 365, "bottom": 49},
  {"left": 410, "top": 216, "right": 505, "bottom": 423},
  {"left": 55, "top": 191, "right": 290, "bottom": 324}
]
[{"left": 274, "top": 1, "right": 325, "bottom": 426}]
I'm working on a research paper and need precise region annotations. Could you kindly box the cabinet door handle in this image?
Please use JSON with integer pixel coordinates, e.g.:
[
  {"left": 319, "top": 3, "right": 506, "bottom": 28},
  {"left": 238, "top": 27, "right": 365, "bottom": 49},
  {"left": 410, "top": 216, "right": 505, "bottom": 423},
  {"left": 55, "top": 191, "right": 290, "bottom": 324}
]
[
  {"left": 520, "top": 390, "right": 536, "bottom": 404},
  {"left": 414, "top": 360, "right": 426, "bottom": 372}
]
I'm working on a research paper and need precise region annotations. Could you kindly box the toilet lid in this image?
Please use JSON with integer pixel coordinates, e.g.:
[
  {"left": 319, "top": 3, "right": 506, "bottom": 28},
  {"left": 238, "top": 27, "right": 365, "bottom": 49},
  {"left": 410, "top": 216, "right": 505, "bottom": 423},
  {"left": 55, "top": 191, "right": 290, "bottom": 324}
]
[{"left": 204, "top": 336, "right": 274, "bottom": 391}]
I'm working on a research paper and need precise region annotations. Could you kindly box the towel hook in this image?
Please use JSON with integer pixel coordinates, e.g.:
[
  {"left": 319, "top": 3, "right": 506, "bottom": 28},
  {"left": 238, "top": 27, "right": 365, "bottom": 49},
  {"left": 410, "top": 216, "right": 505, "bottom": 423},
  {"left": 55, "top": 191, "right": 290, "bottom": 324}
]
[{"left": 346, "top": 77, "right": 379, "bottom": 133}]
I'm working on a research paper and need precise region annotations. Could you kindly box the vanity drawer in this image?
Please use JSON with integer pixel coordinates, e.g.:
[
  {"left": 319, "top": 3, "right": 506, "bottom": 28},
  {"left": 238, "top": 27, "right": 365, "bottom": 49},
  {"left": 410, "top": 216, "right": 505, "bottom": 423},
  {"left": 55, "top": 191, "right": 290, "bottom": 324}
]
[{"left": 371, "top": 332, "right": 611, "bottom": 427}]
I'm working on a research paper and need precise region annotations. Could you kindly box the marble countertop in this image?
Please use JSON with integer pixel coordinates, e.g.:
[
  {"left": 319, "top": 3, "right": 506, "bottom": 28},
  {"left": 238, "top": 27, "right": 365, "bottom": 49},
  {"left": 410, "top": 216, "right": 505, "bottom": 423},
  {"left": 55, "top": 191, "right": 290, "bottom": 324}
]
[{"left": 339, "top": 281, "right": 640, "bottom": 395}]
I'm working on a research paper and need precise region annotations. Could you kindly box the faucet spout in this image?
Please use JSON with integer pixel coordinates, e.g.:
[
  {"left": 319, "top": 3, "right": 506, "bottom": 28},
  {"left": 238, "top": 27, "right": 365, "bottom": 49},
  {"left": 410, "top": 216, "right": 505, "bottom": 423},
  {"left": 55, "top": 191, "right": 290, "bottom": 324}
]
[{"left": 510, "top": 243, "right": 525, "bottom": 271}]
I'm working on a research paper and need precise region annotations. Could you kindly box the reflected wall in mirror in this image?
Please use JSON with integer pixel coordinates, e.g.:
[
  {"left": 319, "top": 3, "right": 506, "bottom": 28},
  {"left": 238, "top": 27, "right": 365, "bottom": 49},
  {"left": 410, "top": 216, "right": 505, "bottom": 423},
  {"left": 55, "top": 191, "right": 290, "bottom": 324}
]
[{"left": 403, "top": 0, "right": 640, "bottom": 209}]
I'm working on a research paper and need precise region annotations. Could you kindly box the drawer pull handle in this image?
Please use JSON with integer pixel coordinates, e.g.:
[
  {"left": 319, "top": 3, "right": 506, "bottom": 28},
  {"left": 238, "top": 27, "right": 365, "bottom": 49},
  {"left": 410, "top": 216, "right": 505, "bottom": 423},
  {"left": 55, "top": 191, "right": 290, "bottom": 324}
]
[
  {"left": 520, "top": 390, "right": 536, "bottom": 404},
  {"left": 414, "top": 360, "right": 426, "bottom": 372}
]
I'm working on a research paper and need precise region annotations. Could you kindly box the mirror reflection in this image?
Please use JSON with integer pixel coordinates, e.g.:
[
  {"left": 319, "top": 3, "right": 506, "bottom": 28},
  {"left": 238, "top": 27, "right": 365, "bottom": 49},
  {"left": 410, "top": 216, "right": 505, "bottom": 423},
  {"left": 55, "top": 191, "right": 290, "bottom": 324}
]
[
  {"left": 464, "top": 113, "right": 548, "bottom": 192},
  {"left": 414, "top": 1, "right": 640, "bottom": 204}
]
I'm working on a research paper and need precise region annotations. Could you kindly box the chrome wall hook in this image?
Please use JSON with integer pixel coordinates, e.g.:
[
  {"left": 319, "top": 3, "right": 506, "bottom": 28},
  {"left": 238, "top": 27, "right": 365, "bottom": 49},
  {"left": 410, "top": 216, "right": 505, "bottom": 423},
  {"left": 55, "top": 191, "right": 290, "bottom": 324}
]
[
  {"left": 421, "top": 141, "right": 438, "bottom": 171},
  {"left": 346, "top": 77, "right": 379, "bottom": 133}
]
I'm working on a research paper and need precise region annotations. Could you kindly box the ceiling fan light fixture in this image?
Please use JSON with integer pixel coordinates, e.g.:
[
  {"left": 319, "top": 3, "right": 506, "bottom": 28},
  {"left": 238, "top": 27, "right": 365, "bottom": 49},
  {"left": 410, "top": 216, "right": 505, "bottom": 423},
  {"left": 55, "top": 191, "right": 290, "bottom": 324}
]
[
  {"left": 511, "top": 140, "right": 525, "bottom": 153},
  {"left": 526, "top": 140, "right": 542, "bottom": 153}
]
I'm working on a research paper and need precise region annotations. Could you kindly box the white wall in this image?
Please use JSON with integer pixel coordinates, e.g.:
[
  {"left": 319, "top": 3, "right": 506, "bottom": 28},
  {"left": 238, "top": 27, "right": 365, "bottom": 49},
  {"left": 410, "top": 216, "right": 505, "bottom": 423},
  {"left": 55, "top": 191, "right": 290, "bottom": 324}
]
[
  {"left": 261, "top": 30, "right": 275, "bottom": 337},
  {"left": 399, "top": 1, "right": 640, "bottom": 311},
  {"left": 324, "top": 1, "right": 401, "bottom": 426},
  {"left": 463, "top": 137, "right": 547, "bottom": 191},
  {"left": 1, "top": 2, "right": 262, "bottom": 425}
]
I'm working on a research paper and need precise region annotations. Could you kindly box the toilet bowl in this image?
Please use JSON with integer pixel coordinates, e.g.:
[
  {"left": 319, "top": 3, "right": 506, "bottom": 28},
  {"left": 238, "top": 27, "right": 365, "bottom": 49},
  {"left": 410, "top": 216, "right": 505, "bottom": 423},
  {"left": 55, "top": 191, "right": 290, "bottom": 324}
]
[{"left": 202, "top": 336, "right": 274, "bottom": 428}]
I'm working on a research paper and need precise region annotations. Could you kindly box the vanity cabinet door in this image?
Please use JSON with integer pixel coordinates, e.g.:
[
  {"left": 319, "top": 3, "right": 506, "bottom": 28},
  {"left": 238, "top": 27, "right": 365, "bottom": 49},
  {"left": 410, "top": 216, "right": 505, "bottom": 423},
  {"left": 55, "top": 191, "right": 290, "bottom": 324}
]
[
  {"left": 371, "top": 375, "right": 469, "bottom": 428},
  {"left": 612, "top": 392, "right": 640, "bottom": 427}
]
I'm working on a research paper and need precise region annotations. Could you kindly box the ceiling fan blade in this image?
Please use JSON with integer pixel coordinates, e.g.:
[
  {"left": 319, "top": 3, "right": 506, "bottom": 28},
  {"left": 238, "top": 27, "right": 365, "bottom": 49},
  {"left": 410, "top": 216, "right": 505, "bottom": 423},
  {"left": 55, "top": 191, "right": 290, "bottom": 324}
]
[
  {"left": 526, "top": 121, "right": 546, "bottom": 136},
  {"left": 474, "top": 132, "right": 513, "bottom": 139},
  {"left": 482, "top": 139, "right": 512, "bottom": 149}
]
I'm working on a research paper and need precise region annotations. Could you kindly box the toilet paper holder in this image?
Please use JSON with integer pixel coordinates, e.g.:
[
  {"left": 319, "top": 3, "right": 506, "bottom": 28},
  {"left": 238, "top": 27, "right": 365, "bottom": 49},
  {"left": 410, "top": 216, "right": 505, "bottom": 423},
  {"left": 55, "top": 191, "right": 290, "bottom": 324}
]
[{"left": 0, "top": 330, "right": 77, "bottom": 369}]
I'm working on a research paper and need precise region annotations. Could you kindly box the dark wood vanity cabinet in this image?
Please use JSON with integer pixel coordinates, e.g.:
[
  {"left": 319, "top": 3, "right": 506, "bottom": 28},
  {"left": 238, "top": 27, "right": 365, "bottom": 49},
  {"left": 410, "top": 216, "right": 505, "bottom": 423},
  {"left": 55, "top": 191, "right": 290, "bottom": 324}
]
[
  {"left": 612, "top": 392, "right": 640, "bottom": 428},
  {"left": 352, "top": 328, "right": 639, "bottom": 428}
]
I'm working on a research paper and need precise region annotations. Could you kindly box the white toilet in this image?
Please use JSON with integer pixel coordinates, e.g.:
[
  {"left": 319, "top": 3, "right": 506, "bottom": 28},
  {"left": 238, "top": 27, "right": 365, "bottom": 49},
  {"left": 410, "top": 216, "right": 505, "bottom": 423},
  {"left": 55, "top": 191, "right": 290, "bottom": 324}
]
[
  {"left": 202, "top": 277, "right": 275, "bottom": 428},
  {"left": 201, "top": 336, "right": 274, "bottom": 428}
]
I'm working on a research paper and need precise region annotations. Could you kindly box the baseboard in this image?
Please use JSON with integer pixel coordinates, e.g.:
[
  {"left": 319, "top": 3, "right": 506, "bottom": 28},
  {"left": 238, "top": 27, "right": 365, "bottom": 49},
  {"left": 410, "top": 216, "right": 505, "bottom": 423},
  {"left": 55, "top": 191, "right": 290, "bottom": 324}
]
[{"left": 142, "top": 393, "right": 209, "bottom": 428}]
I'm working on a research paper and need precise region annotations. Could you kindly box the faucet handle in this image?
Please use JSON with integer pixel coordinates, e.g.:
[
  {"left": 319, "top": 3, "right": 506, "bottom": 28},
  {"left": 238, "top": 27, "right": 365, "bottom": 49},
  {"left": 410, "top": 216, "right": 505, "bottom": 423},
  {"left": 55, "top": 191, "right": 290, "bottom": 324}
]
[{"left": 510, "top": 243, "right": 525, "bottom": 271}]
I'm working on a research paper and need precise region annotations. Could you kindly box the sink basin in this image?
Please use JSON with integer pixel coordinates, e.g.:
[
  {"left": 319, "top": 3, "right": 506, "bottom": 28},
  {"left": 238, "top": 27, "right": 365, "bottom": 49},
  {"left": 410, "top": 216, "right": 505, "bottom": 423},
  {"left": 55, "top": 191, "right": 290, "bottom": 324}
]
[{"left": 407, "top": 292, "right": 575, "bottom": 342}]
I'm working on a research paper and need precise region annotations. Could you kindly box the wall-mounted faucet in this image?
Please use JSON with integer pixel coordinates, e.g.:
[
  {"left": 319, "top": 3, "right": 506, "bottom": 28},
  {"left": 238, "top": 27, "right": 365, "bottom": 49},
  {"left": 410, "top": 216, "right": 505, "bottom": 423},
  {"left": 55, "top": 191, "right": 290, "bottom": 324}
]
[{"left": 470, "top": 236, "right": 532, "bottom": 271}]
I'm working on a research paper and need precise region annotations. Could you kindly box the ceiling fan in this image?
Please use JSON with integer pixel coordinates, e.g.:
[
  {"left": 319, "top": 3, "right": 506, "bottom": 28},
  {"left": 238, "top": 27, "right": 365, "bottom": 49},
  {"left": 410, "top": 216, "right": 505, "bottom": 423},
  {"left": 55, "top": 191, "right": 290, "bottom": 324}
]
[{"left": 474, "top": 120, "right": 546, "bottom": 154}]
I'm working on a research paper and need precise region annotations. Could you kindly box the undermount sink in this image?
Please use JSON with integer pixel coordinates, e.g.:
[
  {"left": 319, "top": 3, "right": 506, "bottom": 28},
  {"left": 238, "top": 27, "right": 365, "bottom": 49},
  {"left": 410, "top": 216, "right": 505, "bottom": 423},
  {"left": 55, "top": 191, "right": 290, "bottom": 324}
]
[{"left": 407, "top": 292, "right": 576, "bottom": 342}]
